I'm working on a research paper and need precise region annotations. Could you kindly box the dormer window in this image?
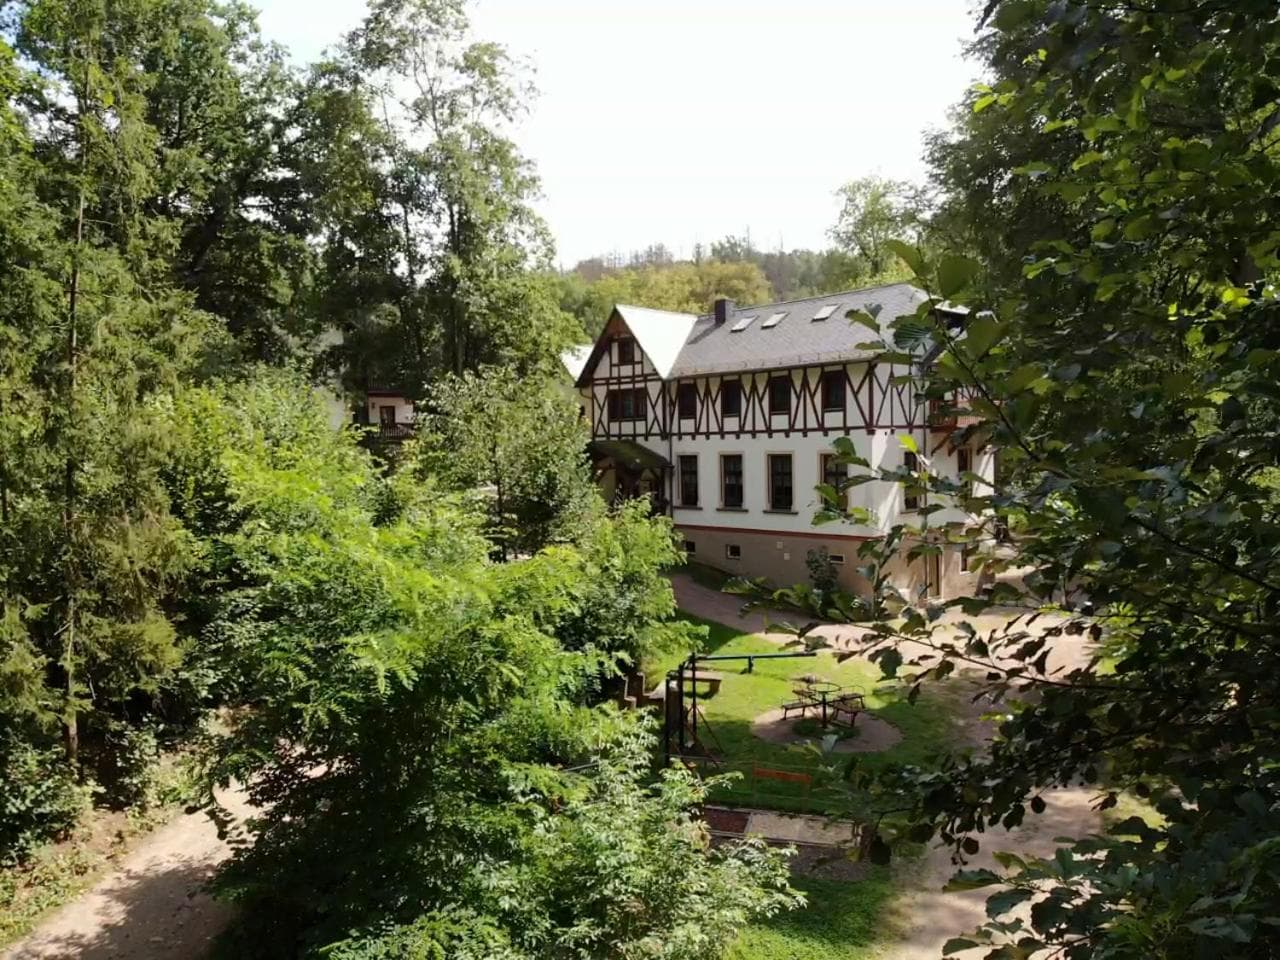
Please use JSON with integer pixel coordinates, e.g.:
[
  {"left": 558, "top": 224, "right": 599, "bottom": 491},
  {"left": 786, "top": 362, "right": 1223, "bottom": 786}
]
[{"left": 616, "top": 337, "right": 636, "bottom": 365}]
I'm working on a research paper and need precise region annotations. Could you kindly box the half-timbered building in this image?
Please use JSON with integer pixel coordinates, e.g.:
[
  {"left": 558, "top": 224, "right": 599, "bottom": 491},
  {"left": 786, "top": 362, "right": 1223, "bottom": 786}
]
[{"left": 566, "top": 282, "right": 996, "bottom": 599}]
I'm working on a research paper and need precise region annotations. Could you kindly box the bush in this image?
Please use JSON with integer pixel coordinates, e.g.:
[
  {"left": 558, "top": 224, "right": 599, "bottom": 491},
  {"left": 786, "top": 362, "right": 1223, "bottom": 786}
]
[
  {"left": 0, "top": 737, "right": 92, "bottom": 865},
  {"left": 93, "top": 722, "right": 161, "bottom": 810},
  {"left": 806, "top": 547, "right": 838, "bottom": 596}
]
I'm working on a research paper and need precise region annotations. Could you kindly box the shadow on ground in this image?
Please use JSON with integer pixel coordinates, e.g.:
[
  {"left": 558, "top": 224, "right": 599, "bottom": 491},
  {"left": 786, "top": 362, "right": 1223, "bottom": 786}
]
[{"left": 4, "top": 849, "right": 233, "bottom": 960}]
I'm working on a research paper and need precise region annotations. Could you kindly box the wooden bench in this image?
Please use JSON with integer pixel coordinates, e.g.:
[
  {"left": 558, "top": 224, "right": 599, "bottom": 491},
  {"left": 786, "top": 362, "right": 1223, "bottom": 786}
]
[
  {"left": 680, "top": 671, "right": 725, "bottom": 695},
  {"left": 781, "top": 699, "right": 812, "bottom": 720},
  {"left": 830, "top": 693, "right": 864, "bottom": 728},
  {"left": 752, "top": 765, "right": 812, "bottom": 787},
  {"left": 751, "top": 765, "right": 813, "bottom": 806}
]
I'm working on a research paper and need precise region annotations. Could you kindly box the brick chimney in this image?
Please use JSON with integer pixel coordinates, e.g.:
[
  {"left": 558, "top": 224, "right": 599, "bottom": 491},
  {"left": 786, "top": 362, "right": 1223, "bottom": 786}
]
[{"left": 713, "top": 298, "right": 735, "bottom": 325}]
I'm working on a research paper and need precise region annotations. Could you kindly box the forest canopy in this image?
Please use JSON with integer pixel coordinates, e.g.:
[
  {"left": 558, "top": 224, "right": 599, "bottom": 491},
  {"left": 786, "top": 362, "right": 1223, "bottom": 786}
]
[
  {"left": 6, "top": 0, "right": 1278, "bottom": 958},
  {"left": 0, "top": 0, "right": 798, "bottom": 955}
]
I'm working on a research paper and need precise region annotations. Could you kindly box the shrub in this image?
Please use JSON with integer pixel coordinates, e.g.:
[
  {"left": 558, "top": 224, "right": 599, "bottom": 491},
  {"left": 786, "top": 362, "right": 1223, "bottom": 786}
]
[
  {"left": 805, "top": 547, "right": 838, "bottom": 596},
  {"left": 93, "top": 722, "right": 161, "bottom": 810},
  {"left": 0, "top": 736, "right": 92, "bottom": 865}
]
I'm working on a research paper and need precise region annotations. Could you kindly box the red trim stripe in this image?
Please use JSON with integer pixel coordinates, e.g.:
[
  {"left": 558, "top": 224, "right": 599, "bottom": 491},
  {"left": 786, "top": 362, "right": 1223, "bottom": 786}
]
[{"left": 674, "top": 522, "right": 873, "bottom": 542}]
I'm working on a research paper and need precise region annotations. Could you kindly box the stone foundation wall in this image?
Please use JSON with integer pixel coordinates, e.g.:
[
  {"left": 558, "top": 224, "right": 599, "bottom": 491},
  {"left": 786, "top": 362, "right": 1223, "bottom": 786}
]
[{"left": 678, "top": 524, "right": 982, "bottom": 601}]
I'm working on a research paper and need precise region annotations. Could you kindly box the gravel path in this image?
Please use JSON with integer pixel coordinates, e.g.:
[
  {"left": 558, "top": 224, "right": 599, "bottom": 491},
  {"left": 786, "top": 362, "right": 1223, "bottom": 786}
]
[{"left": 2, "top": 786, "right": 250, "bottom": 960}]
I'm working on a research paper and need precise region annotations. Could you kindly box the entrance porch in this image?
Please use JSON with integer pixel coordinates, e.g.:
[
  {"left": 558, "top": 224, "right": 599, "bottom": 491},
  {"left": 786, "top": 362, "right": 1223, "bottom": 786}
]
[{"left": 587, "top": 439, "right": 671, "bottom": 517}]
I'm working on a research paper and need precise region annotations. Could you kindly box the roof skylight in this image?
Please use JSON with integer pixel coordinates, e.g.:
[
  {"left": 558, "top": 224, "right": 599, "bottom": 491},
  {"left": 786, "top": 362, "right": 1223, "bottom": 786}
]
[
  {"left": 811, "top": 303, "right": 838, "bottom": 321},
  {"left": 761, "top": 311, "right": 787, "bottom": 329},
  {"left": 729, "top": 315, "right": 757, "bottom": 332}
]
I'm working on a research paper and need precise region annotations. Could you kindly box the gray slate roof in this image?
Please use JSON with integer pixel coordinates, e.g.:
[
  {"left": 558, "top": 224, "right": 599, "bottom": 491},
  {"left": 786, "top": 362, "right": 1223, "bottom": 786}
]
[{"left": 667, "top": 282, "right": 929, "bottom": 378}]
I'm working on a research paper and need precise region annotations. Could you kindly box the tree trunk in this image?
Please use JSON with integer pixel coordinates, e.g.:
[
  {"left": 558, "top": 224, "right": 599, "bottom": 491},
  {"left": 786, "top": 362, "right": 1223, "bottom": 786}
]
[
  {"left": 62, "top": 69, "right": 90, "bottom": 767},
  {"left": 491, "top": 434, "right": 506, "bottom": 562},
  {"left": 0, "top": 394, "right": 8, "bottom": 526}
]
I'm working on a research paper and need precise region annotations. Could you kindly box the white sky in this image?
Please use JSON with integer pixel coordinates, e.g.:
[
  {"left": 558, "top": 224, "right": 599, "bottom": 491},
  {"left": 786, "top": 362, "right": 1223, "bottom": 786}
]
[{"left": 253, "top": 0, "right": 983, "bottom": 267}]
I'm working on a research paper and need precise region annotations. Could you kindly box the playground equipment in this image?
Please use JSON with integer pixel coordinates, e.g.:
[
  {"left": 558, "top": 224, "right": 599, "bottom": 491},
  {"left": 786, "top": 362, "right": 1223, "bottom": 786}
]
[{"left": 661, "top": 650, "right": 817, "bottom": 763}]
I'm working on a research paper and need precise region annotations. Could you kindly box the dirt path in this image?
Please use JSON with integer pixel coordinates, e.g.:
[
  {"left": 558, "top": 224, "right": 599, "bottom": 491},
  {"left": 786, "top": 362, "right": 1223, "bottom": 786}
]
[
  {"left": 881, "top": 787, "right": 1098, "bottom": 960},
  {"left": 2, "top": 786, "right": 251, "bottom": 960}
]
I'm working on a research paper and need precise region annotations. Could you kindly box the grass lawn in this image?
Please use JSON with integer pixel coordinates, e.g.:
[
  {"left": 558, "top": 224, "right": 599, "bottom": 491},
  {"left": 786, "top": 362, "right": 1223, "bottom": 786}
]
[
  {"left": 647, "top": 614, "right": 968, "bottom": 813},
  {"left": 726, "top": 871, "right": 898, "bottom": 960},
  {"left": 644, "top": 613, "right": 960, "bottom": 960}
]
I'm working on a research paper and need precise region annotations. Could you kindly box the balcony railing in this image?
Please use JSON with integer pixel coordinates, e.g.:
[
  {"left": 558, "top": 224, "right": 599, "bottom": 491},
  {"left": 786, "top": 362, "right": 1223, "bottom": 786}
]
[
  {"left": 376, "top": 422, "right": 415, "bottom": 440},
  {"left": 928, "top": 398, "right": 982, "bottom": 432},
  {"left": 927, "top": 398, "right": 957, "bottom": 431}
]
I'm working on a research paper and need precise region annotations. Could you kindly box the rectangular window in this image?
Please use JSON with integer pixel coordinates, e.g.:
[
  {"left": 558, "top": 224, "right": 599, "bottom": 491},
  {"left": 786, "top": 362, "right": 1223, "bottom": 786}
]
[
  {"left": 616, "top": 337, "right": 635, "bottom": 364},
  {"left": 956, "top": 447, "right": 972, "bottom": 498},
  {"left": 721, "top": 454, "right": 744, "bottom": 509},
  {"left": 829, "top": 553, "right": 846, "bottom": 565},
  {"left": 720, "top": 381, "right": 742, "bottom": 418},
  {"left": 677, "top": 382, "right": 697, "bottom": 419},
  {"left": 821, "top": 370, "right": 846, "bottom": 412},
  {"left": 821, "top": 453, "right": 847, "bottom": 510},
  {"left": 725, "top": 543, "right": 742, "bottom": 560},
  {"left": 768, "top": 454, "right": 793, "bottom": 511},
  {"left": 379, "top": 405, "right": 397, "bottom": 426},
  {"left": 903, "top": 450, "right": 920, "bottom": 511},
  {"left": 607, "top": 388, "right": 646, "bottom": 422},
  {"left": 678, "top": 455, "right": 699, "bottom": 507},
  {"left": 684, "top": 540, "right": 696, "bottom": 555},
  {"left": 960, "top": 544, "right": 973, "bottom": 572},
  {"left": 768, "top": 376, "right": 790, "bottom": 416}
]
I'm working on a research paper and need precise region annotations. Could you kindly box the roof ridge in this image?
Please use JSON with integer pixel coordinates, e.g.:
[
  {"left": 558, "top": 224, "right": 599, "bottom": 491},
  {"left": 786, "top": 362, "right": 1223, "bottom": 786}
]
[
  {"left": 694, "top": 281, "right": 919, "bottom": 319},
  {"left": 616, "top": 303, "right": 698, "bottom": 318}
]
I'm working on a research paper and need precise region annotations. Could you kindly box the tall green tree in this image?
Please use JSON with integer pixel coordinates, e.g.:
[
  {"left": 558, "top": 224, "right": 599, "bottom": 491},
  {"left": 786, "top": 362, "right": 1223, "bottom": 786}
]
[
  {"left": 141, "top": 0, "right": 313, "bottom": 361},
  {"left": 201, "top": 425, "right": 791, "bottom": 957},
  {"left": 411, "top": 366, "right": 596, "bottom": 559},
  {"left": 1, "top": 0, "right": 221, "bottom": 797},
  {"left": 829, "top": 176, "right": 922, "bottom": 278},
  {"left": 345, "top": 0, "right": 580, "bottom": 393}
]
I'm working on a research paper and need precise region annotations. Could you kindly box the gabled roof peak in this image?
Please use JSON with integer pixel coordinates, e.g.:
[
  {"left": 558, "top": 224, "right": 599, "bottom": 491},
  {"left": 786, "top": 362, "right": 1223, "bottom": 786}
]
[
  {"left": 610, "top": 304, "right": 698, "bottom": 379},
  {"left": 564, "top": 282, "right": 939, "bottom": 384}
]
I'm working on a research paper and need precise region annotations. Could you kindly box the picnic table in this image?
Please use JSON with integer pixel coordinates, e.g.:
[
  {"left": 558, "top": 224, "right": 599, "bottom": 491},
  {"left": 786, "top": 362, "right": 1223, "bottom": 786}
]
[{"left": 783, "top": 677, "right": 865, "bottom": 727}]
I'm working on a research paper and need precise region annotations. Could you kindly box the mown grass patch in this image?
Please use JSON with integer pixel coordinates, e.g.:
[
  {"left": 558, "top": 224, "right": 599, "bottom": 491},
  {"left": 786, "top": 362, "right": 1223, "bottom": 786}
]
[
  {"left": 647, "top": 614, "right": 966, "bottom": 813},
  {"left": 726, "top": 871, "right": 899, "bottom": 960}
]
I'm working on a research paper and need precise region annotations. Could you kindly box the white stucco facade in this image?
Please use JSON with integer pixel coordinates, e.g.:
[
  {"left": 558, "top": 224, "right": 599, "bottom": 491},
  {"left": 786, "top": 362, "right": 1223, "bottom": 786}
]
[{"left": 571, "top": 293, "right": 997, "bottom": 598}]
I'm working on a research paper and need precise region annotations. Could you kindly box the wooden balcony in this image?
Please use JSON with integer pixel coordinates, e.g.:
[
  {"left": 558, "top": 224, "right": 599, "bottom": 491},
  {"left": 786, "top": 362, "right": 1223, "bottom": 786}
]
[
  {"left": 376, "top": 422, "right": 415, "bottom": 441},
  {"left": 928, "top": 398, "right": 981, "bottom": 432}
]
